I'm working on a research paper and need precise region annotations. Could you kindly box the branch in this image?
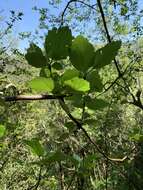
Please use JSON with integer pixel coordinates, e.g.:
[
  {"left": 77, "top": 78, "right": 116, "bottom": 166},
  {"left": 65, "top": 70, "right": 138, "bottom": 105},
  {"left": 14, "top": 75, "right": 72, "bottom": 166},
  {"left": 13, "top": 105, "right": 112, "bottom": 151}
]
[
  {"left": 4, "top": 94, "right": 130, "bottom": 162},
  {"left": 96, "top": 0, "right": 122, "bottom": 77},
  {"left": 60, "top": 0, "right": 97, "bottom": 26},
  {"left": 4, "top": 94, "right": 69, "bottom": 102},
  {"left": 96, "top": 0, "right": 142, "bottom": 110},
  {"left": 59, "top": 162, "right": 65, "bottom": 190},
  {"left": 59, "top": 97, "right": 128, "bottom": 162},
  {"left": 96, "top": 56, "right": 137, "bottom": 98},
  {"left": 61, "top": 0, "right": 76, "bottom": 26}
]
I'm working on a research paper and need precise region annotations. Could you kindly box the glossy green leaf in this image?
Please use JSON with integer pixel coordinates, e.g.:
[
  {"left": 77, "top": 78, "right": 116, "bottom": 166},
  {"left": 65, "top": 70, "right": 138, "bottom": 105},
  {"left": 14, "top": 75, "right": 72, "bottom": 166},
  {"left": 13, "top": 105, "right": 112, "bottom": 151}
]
[
  {"left": 45, "top": 26, "right": 72, "bottom": 60},
  {"left": 86, "top": 70, "right": 103, "bottom": 92},
  {"left": 94, "top": 41, "right": 121, "bottom": 69},
  {"left": 24, "top": 138, "right": 44, "bottom": 156},
  {"left": 0, "top": 125, "right": 6, "bottom": 137},
  {"left": 85, "top": 96, "right": 109, "bottom": 110},
  {"left": 70, "top": 36, "right": 94, "bottom": 72},
  {"left": 25, "top": 43, "right": 47, "bottom": 68},
  {"left": 29, "top": 77, "right": 54, "bottom": 92},
  {"left": 61, "top": 69, "right": 79, "bottom": 82},
  {"left": 64, "top": 77, "right": 90, "bottom": 92}
]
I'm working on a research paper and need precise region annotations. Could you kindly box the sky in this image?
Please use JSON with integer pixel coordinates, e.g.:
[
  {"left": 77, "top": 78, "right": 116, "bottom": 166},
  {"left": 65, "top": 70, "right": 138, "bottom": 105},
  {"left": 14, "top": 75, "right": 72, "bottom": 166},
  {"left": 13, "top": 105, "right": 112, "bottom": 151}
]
[
  {"left": 0, "top": 0, "right": 143, "bottom": 52},
  {"left": 0, "top": 0, "right": 65, "bottom": 51},
  {"left": 0, "top": 0, "right": 62, "bottom": 31}
]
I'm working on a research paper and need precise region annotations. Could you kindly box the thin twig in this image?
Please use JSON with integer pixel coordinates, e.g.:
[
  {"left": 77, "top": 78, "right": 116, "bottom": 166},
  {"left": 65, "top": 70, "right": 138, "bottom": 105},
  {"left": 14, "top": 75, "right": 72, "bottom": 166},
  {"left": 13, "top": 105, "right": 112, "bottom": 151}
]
[
  {"left": 96, "top": 0, "right": 122, "bottom": 77},
  {"left": 61, "top": 0, "right": 76, "bottom": 26},
  {"left": 60, "top": 0, "right": 97, "bottom": 26},
  {"left": 59, "top": 97, "right": 128, "bottom": 162}
]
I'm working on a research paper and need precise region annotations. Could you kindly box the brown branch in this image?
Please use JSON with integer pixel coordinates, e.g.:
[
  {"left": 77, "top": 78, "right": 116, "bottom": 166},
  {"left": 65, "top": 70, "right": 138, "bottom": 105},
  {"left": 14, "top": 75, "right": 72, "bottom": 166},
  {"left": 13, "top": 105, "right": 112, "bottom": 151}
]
[
  {"left": 4, "top": 95, "right": 130, "bottom": 162},
  {"left": 4, "top": 94, "right": 69, "bottom": 102}
]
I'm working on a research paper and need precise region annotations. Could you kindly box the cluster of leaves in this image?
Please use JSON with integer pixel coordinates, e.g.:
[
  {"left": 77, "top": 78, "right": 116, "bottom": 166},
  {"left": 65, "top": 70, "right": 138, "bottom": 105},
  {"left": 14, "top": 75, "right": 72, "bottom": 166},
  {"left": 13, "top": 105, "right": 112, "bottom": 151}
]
[{"left": 25, "top": 26, "right": 121, "bottom": 110}]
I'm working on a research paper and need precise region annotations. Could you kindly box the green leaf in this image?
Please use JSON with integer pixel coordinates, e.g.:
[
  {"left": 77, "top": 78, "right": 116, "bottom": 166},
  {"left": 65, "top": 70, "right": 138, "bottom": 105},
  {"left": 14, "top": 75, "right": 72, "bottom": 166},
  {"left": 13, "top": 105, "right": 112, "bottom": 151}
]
[
  {"left": 64, "top": 77, "right": 90, "bottom": 92},
  {"left": 61, "top": 69, "right": 79, "bottom": 82},
  {"left": 94, "top": 41, "right": 121, "bottom": 69},
  {"left": 120, "top": 6, "right": 128, "bottom": 16},
  {"left": 131, "top": 134, "right": 143, "bottom": 142},
  {"left": 45, "top": 26, "right": 72, "bottom": 60},
  {"left": 52, "top": 62, "right": 63, "bottom": 70},
  {"left": 83, "top": 154, "right": 97, "bottom": 169},
  {"left": 40, "top": 67, "right": 51, "bottom": 78},
  {"left": 66, "top": 94, "right": 83, "bottom": 108},
  {"left": 84, "top": 119, "right": 97, "bottom": 125},
  {"left": 69, "top": 154, "right": 82, "bottom": 167},
  {"left": 86, "top": 70, "right": 103, "bottom": 92},
  {"left": 24, "top": 138, "right": 44, "bottom": 156},
  {"left": 85, "top": 96, "right": 109, "bottom": 110},
  {"left": 25, "top": 43, "right": 47, "bottom": 68},
  {"left": 48, "top": 151, "right": 67, "bottom": 162},
  {"left": 29, "top": 77, "right": 54, "bottom": 92},
  {"left": 70, "top": 36, "right": 94, "bottom": 72},
  {"left": 0, "top": 125, "right": 6, "bottom": 137},
  {"left": 42, "top": 151, "right": 67, "bottom": 164},
  {"left": 64, "top": 121, "right": 77, "bottom": 132}
]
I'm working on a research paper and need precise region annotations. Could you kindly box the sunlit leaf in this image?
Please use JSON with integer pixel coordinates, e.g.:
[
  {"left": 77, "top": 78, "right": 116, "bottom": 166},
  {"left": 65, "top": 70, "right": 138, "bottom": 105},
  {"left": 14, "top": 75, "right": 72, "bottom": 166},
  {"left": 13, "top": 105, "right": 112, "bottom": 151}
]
[
  {"left": 131, "top": 134, "right": 143, "bottom": 142},
  {"left": 0, "top": 125, "right": 6, "bottom": 137},
  {"left": 64, "top": 77, "right": 90, "bottom": 92},
  {"left": 29, "top": 77, "right": 54, "bottom": 92},
  {"left": 61, "top": 69, "right": 79, "bottom": 82}
]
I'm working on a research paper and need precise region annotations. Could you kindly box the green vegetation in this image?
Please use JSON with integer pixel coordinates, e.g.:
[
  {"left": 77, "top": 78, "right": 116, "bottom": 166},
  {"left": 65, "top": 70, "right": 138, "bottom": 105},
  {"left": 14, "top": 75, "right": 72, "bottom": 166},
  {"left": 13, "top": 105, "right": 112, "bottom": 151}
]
[{"left": 0, "top": 0, "right": 143, "bottom": 189}]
